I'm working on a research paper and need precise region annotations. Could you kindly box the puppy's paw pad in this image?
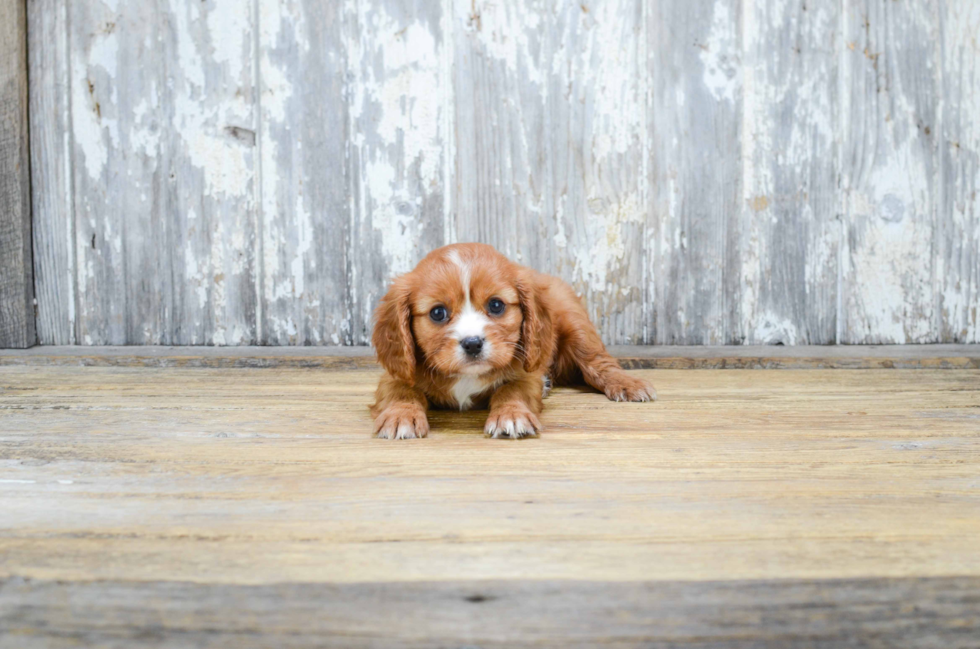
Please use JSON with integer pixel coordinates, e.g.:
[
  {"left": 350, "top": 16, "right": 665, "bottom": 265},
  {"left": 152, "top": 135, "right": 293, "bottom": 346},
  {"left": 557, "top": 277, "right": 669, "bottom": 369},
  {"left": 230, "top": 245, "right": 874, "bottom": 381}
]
[
  {"left": 484, "top": 407, "right": 541, "bottom": 439},
  {"left": 603, "top": 374, "right": 657, "bottom": 403},
  {"left": 374, "top": 407, "right": 429, "bottom": 440}
]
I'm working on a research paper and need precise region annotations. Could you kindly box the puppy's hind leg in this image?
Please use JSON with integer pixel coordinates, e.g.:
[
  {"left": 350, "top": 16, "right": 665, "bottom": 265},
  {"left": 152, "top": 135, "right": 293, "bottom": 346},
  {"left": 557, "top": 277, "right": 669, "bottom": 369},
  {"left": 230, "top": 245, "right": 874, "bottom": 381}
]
[{"left": 558, "top": 309, "right": 656, "bottom": 403}]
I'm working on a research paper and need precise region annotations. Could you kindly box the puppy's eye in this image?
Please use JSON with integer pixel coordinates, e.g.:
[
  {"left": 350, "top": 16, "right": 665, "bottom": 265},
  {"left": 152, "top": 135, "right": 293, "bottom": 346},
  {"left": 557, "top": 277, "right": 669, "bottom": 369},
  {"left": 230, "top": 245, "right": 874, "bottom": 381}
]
[
  {"left": 487, "top": 298, "right": 506, "bottom": 316},
  {"left": 429, "top": 305, "right": 449, "bottom": 323}
]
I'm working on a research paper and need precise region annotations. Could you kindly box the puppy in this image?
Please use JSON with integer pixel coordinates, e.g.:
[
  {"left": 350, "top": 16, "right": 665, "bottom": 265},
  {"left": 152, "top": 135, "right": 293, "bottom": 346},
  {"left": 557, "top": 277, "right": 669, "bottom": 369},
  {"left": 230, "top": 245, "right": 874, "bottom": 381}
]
[{"left": 371, "top": 243, "right": 655, "bottom": 439}]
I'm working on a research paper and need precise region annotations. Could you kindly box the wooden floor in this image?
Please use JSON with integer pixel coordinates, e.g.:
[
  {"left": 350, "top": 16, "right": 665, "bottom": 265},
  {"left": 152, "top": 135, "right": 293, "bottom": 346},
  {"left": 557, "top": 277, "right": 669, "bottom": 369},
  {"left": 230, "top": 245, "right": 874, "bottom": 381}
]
[{"left": 2, "top": 347, "right": 980, "bottom": 647}]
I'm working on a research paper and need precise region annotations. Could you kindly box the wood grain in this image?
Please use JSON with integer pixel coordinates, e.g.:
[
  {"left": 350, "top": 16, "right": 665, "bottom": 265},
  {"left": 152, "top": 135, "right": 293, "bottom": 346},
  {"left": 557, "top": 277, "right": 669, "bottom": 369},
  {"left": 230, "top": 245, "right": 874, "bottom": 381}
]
[
  {"left": 0, "top": 0, "right": 35, "bottom": 349},
  {"left": 67, "top": 0, "right": 257, "bottom": 344},
  {"left": 25, "top": 0, "right": 980, "bottom": 346},
  {"left": 257, "top": 0, "right": 350, "bottom": 345},
  {"left": 165, "top": 0, "right": 258, "bottom": 346},
  {"left": 647, "top": 0, "right": 740, "bottom": 345},
  {"left": 346, "top": 0, "right": 450, "bottom": 344},
  {"left": 2, "top": 344, "right": 978, "bottom": 369},
  {"left": 3, "top": 577, "right": 980, "bottom": 648},
  {"left": 736, "top": 0, "right": 839, "bottom": 344},
  {"left": 840, "top": 0, "right": 941, "bottom": 344},
  {"left": 1, "top": 363, "right": 979, "bottom": 643},
  {"left": 939, "top": 1, "right": 980, "bottom": 344},
  {"left": 27, "top": 0, "right": 74, "bottom": 345},
  {"left": 454, "top": 0, "right": 646, "bottom": 345}
]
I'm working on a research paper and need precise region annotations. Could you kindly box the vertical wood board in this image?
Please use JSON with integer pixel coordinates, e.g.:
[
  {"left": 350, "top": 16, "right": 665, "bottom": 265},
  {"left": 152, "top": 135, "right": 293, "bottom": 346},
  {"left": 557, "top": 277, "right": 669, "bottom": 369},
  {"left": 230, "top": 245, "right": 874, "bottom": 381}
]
[
  {"left": 0, "top": 0, "right": 36, "bottom": 349},
  {"left": 346, "top": 0, "right": 451, "bottom": 344},
  {"left": 68, "top": 0, "right": 257, "bottom": 345},
  {"left": 939, "top": 0, "right": 980, "bottom": 344},
  {"left": 23, "top": 0, "right": 980, "bottom": 346},
  {"left": 735, "top": 0, "right": 839, "bottom": 345},
  {"left": 647, "top": 0, "right": 742, "bottom": 345},
  {"left": 28, "top": 0, "right": 74, "bottom": 345},
  {"left": 258, "top": 0, "right": 349, "bottom": 345},
  {"left": 454, "top": 0, "right": 646, "bottom": 345},
  {"left": 839, "top": 0, "right": 941, "bottom": 344}
]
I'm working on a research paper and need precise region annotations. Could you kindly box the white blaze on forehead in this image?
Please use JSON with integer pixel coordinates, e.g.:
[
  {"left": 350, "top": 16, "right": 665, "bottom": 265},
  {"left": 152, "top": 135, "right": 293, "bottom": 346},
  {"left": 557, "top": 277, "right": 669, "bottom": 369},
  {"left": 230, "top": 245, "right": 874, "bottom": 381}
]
[
  {"left": 447, "top": 250, "right": 489, "bottom": 340},
  {"left": 447, "top": 250, "right": 470, "bottom": 292}
]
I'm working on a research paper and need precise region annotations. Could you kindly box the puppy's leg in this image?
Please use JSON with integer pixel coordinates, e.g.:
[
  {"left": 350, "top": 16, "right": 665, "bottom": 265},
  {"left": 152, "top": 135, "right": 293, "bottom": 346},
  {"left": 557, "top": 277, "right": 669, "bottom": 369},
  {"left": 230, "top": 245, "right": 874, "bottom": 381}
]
[
  {"left": 555, "top": 297, "right": 656, "bottom": 403},
  {"left": 485, "top": 373, "right": 545, "bottom": 439},
  {"left": 371, "top": 374, "right": 430, "bottom": 440}
]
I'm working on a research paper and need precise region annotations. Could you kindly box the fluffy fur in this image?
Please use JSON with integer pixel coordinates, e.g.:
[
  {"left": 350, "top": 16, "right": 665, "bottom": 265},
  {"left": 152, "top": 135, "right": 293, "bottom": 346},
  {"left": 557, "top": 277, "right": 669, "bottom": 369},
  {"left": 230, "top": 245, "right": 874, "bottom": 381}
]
[{"left": 371, "top": 243, "right": 656, "bottom": 439}]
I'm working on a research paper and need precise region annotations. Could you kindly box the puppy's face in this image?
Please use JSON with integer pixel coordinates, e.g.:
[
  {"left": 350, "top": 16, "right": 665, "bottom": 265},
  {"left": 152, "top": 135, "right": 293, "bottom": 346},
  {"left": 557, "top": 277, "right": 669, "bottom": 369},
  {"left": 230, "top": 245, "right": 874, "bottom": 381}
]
[
  {"left": 411, "top": 249, "right": 522, "bottom": 377},
  {"left": 373, "top": 244, "right": 550, "bottom": 384}
]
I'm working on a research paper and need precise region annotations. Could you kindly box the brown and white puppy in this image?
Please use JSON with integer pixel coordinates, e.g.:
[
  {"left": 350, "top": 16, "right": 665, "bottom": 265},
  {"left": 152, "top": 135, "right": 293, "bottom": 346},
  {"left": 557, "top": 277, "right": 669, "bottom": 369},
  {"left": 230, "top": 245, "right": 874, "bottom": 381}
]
[{"left": 371, "top": 243, "right": 655, "bottom": 439}]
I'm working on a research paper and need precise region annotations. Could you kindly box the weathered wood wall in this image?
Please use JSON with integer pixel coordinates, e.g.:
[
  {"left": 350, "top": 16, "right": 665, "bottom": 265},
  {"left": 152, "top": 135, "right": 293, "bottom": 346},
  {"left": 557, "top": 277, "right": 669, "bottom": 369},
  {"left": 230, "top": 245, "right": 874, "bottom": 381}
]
[
  {"left": 26, "top": 0, "right": 980, "bottom": 346},
  {"left": 1, "top": 0, "right": 36, "bottom": 349}
]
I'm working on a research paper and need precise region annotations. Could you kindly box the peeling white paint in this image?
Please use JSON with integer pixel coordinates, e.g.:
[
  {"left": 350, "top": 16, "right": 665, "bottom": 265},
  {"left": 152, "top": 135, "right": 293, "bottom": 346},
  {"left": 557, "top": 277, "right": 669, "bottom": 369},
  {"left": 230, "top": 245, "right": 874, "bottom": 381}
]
[
  {"left": 700, "top": 1, "right": 740, "bottom": 103},
  {"left": 753, "top": 312, "right": 799, "bottom": 345},
  {"left": 207, "top": 0, "right": 248, "bottom": 82},
  {"left": 352, "top": 3, "right": 444, "bottom": 279},
  {"left": 41, "top": 0, "right": 979, "bottom": 347},
  {"left": 71, "top": 26, "right": 119, "bottom": 181},
  {"left": 473, "top": 1, "right": 544, "bottom": 86}
]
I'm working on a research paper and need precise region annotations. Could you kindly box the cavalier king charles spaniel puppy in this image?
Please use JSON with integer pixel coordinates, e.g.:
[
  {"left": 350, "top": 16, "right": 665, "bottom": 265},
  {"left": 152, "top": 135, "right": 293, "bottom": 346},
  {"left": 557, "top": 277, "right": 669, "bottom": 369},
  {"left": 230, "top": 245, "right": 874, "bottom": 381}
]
[{"left": 371, "top": 243, "right": 656, "bottom": 439}]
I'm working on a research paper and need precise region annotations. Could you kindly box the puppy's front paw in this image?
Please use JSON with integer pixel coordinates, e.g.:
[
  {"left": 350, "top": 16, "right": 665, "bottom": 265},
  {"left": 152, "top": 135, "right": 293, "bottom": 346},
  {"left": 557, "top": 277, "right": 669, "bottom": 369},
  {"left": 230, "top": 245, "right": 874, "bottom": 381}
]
[
  {"left": 374, "top": 405, "right": 429, "bottom": 440},
  {"left": 484, "top": 405, "right": 542, "bottom": 439},
  {"left": 603, "top": 372, "right": 657, "bottom": 402}
]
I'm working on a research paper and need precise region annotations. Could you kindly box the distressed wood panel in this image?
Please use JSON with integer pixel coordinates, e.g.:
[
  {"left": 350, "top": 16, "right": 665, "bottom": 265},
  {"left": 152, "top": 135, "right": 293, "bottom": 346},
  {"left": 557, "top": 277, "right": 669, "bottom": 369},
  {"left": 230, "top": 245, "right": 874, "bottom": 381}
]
[
  {"left": 69, "top": 0, "right": 166, "bottom": 344},
  {"left": 346, "top": 0, "right": 451, "bottom": 344},
  {"left": 647, "top": 0, "right": 741, "bottom": 345},
  {"left": 27, "top": 0, "right": 980, "bottom": 346},
  {"left": 3, "top": 344, "right": 979, "bottom": 370},
  {"left": 939, "top": 0, "right": 980, "bottom": 344},
  {"left": 453, "top": 1, "right": 554, "bottom": 271},
  {"left": 840, "top": 0, "right": 941, "bottom": 344},
  {"left": 68, "top": 0, "right": 256, "bottom": 345},
  {"left": 4, "top": 577, "right": 980, "bottom": 648},
  {"left": 454, "top": 0, "right": 646, "bottom": 345},
  {"left": 28, "top": 0, "right": 74, "bottom": 345},
  {"left": 257, "top": 1, "right": 349, "bottom": 345},
  {"left": 165, "top": 0, "right": 258, "bottom": 345},
  {"left": 1, "top": 366, "right": 980, "bottom": 585},
  {"left": 735, "top": 0, "right": 839, "bottom": 345},
  {"left": 0, "top": 0, "right": 35, "bottom": 349},
  {"left": 1, "top": 363, "right": 980, "bottom": 644}
]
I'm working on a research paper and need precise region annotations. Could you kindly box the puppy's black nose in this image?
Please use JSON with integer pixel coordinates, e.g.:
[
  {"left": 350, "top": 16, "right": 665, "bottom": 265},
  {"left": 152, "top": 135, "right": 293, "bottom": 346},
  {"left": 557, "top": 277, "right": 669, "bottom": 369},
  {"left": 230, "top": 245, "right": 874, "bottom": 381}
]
[{"left": 461, "top": 336, "right": 484, "bottom": 357}]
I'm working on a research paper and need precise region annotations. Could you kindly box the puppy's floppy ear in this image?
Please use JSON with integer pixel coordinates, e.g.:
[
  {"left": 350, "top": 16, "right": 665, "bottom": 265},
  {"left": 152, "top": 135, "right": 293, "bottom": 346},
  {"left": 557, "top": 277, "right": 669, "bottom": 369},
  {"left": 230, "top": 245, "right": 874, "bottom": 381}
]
[
  {"left": 372, "top": 276, "right": 416, "bottom": 385},
  {"left": 517, "top": 271, "right": 554, "bottom": 374}
]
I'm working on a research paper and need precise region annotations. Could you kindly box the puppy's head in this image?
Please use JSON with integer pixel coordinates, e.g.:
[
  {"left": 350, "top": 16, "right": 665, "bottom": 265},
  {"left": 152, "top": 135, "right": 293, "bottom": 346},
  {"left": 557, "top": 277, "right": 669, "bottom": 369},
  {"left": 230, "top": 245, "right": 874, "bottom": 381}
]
[{"left": 372, "top": 243, "right": 552, "bottom": 384}]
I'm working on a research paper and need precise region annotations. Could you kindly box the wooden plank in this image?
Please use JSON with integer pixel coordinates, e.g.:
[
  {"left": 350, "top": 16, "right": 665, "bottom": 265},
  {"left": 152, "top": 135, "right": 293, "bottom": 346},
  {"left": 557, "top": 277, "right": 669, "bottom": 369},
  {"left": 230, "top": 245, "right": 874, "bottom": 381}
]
[
  {"left": 346, "top": 0, "right": 450, "bottom": 344},
  {"left": 840, "top": 1, "right": 941, "bottom": 344},
  {"left": 1, "top": 364, "right": 979, "bottom": 642},
  {"left": 939, "top": 1, "right": 980, "bottom": 344},
  {"left": 453, "top": 0, "right": 646, "bottom": 345},
  {"left": 20, "top": 0, "right": 980, "bottom": 347},
  {"left": 27, "top": 0, "right": 74, "bottom": 345},
  {"left": 1, "top": 366, "right": 979, "bottom": 585},
  {"left": 166, "top": 0, "right": 258, "bottom": 345},
  {"left": 452, "top": 0, "right": 551, "bottom": 267},
  {"left": 647, "top": 0, "right": 741, "bottom": 345},
  {"left": 3, "top": 576, "right": 979, "bottom": 648},
  {"left": 257, "top": 1, "right": 349, "bottom": 345},
  {"left": 0, "top": 0, "right": 35, "bottom": 349},
  {"left": 69, "top": 0, "right": 164, "bottom": 344},
  {"left": 735, "top": 0, "right": 839, "bottom": 344},
  {"left": 1, "top": 344, "right": 979, "bottom": 369},
  {"left": 69, "top": 0, "right": 257, "bottom": 344}
]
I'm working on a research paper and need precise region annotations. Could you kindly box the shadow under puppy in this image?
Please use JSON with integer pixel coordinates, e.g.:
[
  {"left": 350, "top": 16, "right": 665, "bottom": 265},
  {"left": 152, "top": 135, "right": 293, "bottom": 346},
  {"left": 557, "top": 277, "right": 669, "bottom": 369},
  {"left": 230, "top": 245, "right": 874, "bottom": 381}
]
[{"left": 371, "top": 243, "right": 656, "bottom": 439}]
